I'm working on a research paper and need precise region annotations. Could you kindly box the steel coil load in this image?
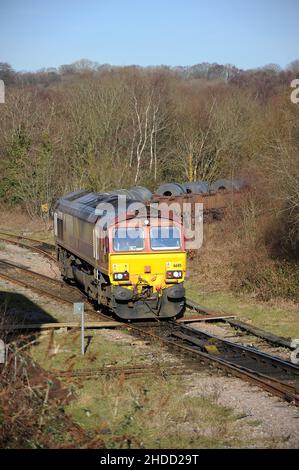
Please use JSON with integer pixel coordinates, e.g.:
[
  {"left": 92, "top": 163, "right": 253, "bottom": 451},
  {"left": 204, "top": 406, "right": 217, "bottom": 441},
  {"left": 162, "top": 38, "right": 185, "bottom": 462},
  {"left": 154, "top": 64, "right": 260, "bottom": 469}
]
[
  {"left": 109, "top": 189, "right": 134, "bottom": 198},
  {"left": 182, "top": 181, "right": 209, "bottom": 194},
  {"left": 128, "top": 186, "right": 152, "bottom": 202},
  {"left": 210, "top": 178, "right": 246, "bottom": 192},
  {"left": 156, "top": 183, "right": 186, "bottom": 197}
]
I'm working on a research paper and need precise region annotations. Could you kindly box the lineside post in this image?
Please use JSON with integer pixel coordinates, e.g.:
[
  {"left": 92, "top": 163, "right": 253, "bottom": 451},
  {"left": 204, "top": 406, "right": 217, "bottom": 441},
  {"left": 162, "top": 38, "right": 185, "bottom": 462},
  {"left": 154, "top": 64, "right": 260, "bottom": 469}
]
[{"left": 74, "top": 302, "right": 85, "bottom": 355}]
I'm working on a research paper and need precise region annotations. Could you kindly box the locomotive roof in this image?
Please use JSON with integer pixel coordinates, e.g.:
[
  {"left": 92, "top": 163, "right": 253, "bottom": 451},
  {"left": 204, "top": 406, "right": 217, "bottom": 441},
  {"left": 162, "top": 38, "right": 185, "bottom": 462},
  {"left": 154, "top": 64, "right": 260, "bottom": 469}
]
[
  {"left": 55, "top": 190, "right": 136, "bottom": 223},
  {"left": 55, "top": 190, "right": 182, "bottom": 225}
]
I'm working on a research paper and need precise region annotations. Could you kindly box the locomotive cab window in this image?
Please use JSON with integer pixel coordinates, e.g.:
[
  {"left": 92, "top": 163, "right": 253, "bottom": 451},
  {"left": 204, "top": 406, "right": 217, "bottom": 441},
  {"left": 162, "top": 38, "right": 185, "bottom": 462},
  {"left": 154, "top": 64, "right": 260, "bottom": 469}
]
[
  {"left": 113, "top": 227, "right": 144, "bottom": 252},
  {"left": 150, "top": 226, "right": 181, "bottom": 250}
]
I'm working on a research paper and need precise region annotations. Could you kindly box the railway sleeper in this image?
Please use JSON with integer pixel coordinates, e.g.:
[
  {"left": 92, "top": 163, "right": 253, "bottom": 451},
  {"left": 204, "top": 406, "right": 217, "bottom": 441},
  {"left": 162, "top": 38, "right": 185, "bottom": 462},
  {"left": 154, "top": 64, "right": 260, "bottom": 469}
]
[{"left": 171, "top": 331, "right": 220, "bottom": 355}]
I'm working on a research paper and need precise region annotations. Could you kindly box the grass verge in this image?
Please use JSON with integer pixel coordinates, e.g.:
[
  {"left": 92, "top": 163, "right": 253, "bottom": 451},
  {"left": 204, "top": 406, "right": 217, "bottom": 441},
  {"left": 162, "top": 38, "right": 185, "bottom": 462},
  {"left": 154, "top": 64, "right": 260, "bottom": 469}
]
[{"left": 186, "top": 283, "right": 299, "bottom": 338}]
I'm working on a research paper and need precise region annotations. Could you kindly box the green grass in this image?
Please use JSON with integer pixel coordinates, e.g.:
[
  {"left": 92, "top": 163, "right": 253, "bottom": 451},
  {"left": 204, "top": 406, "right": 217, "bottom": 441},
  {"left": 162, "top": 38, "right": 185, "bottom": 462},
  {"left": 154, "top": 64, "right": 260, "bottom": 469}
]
[
  {"left": 28, "top": 327, "right": 277, "bottom": 449},
  {"left": 186, "top": 283, "right": 299, "bottom": 338},
  {"left": 65, "top": 375, "right": 257, "bottom": 449},
  {"left": 29, "top": 329, "right": 142, "bottom": 371},
  {"left": 30, "top": 230, "right": 54, "bottom": 244}
]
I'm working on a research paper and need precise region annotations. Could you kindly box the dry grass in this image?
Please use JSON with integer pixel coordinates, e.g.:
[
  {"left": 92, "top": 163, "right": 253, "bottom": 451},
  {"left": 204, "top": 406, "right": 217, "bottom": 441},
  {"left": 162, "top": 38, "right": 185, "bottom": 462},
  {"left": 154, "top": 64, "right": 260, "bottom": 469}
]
[
  {"left": 188, "top": 222, "right": 234, "bottom": 292},
  {"left": 0, "top": 297, "right": 104, "bottom": 449},
  {"left": 0, "top": 206, "right": 53, "bottom": 242},
  {"left": 186, "top": 286, "right": 299, "bottom": 338},
  {"left": 0, "top": 342, "right": 105, "bottom": 449},
  {"left": 189, "top": 191, "right": 299, "bottom": 304},
  {"left": 27, "top": 327, "right": 282, "bottom": 449},
  {"left": 66, "top": 374, "right": 253, "bottom": 449}
]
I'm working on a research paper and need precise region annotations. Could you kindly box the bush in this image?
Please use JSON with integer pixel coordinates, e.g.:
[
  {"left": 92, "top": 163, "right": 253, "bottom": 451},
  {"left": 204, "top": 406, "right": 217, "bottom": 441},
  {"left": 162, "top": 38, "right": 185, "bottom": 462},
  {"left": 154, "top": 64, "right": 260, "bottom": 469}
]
[
  {"left": 0, "top": 348, "right": 104, "bottom": 448},
  {"left": 231, "top": 254, "right": 299, "bottom": 302}
]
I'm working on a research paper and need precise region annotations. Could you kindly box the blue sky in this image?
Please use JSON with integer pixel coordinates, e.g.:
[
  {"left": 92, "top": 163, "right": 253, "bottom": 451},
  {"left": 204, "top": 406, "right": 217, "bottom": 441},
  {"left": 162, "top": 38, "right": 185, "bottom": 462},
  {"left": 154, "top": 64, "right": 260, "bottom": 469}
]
[{"left": 1, "top": 0, "right": 298, "bottom": 71}]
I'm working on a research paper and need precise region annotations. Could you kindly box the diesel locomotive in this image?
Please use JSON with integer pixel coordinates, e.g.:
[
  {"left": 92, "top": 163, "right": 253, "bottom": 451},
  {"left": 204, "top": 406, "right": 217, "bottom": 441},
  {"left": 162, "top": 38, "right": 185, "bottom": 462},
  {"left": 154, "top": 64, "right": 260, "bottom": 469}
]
[{"left": 54, "top": 189, "right": 186, "bottom": 320}]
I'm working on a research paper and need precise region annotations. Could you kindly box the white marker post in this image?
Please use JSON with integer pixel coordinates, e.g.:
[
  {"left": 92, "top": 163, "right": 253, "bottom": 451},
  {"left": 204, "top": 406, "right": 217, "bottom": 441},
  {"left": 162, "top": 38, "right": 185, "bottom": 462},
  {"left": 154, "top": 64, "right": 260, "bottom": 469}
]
[
  {"left": 73, "top": 302, "right": 85, "bottom": 355},
  {"left": 0, "top": 339, "right": 5, "bottom": 364}
]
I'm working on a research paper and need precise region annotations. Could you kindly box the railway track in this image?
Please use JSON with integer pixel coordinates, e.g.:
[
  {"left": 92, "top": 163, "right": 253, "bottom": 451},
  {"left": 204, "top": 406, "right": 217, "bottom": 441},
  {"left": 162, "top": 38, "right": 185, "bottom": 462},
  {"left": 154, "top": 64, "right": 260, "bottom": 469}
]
[
  {"left": 128, "top": 321, "right": 299, "bottom": 406},
  {"left": 0, "top": 258, "right": 106, "bottom": 320},
  {"left": 0, "top": 230, "right": 56, "bottom": 262},
  {"left": 54, "top": 363, "right": 189, "bottom": 380},
  {"left": 186, "top": 299, "right": 293, "bottom": 349},
  {"left": 0, "top": 238, "right": 298, "bottom": 406}
]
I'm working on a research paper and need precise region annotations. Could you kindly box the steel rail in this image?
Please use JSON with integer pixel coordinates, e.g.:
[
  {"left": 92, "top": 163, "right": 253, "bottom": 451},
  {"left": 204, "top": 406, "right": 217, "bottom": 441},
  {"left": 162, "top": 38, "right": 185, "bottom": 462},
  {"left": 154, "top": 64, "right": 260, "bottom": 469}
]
[
  {"left": 54, "top": 364, "right": 188, "bottom": 380},
  {"left": 186, "top": 298, "right": 294, "bottom": 349},
  {"left": 0, "top": 251, "right": 298, "bottom": 405},
  {"left": 0, "top": 259, "right": 106, "bottom": 319},
  {"left": 173, "top": 323, "right": 299, "bottom": 378},
  {"left": 0, "top": 232, "right": 56, "bottom": 262},
  {"left": 0, "top": 230, "right": 55, "bottom": 249},
  {"left": 126, "top": 322, "right": 299, "bottom": 406},
  {"left": 0, "top": 260, "right": 180, "bottom": 327}
]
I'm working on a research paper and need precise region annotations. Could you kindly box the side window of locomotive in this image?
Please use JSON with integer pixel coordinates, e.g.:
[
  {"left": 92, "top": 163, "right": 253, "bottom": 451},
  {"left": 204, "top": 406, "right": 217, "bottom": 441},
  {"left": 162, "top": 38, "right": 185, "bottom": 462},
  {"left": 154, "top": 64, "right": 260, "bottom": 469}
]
[
  {"left": 97, "top": 232, "right": 109, "bottom": 262},
  {"left": 57, "top": 218, "right": 63, "bottom": 239},
  {"left": 101, "top": 235, "right": 109, "bottom": 254}
]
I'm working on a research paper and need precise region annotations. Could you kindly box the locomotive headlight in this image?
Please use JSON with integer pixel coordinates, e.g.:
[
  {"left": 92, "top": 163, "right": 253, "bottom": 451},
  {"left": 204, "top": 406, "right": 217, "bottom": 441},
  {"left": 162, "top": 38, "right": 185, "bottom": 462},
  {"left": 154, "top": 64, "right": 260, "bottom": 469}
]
[
  {"left": 166, "top": 270, "right": 182, "bottom": 279},
  {"left": 113, "top": 272, "right": 130, "bottom": 281}
]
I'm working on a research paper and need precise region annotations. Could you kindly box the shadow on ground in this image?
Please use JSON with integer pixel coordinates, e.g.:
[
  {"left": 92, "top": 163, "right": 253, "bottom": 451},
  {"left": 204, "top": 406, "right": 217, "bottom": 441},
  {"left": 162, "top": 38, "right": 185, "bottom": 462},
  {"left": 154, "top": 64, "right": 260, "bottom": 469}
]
[{"left": 0, "top": 290, "right": 58, "bottom": 344}]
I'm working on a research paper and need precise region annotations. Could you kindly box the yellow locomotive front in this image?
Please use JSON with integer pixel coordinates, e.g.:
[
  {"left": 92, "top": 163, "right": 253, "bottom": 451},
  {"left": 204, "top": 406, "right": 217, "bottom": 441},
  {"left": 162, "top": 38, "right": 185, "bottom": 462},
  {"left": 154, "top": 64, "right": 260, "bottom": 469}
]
[{"left": 107, "top": 216, "right": 186, "bottom": 320}]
